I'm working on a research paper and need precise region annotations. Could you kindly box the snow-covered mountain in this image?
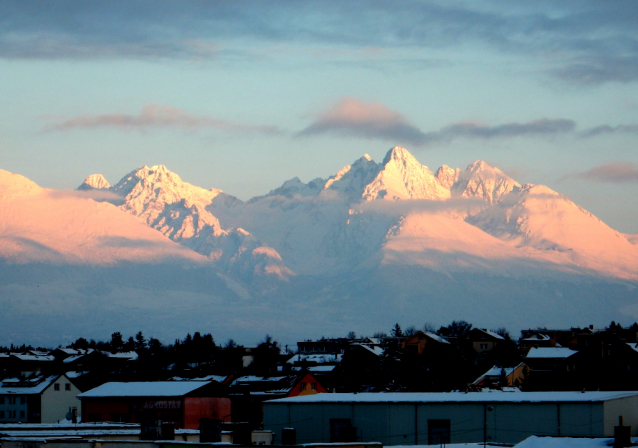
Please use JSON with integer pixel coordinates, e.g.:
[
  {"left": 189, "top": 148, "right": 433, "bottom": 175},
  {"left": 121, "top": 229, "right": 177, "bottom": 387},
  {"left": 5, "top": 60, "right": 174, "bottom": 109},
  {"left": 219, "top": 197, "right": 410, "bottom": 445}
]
[
  {"left": 1, "top": 146, "right": 638, "bottom": 346},
  {"left": 80, "top": 164, "right": 293, "bottom": 283}
]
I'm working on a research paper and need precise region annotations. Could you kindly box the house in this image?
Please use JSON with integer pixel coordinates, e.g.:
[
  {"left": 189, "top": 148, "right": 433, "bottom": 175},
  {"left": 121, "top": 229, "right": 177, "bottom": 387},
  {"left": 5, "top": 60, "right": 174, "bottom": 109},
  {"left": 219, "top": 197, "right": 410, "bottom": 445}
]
[
  {"left": 401, "top": 331, "right": 450, "bottom": 355},
  {"left": 466, "top": 328, "right": 504, "bottom": 353},
  {"left": 227, "top": 372, "right": 326, "bottom": 429},
  {"left": 263, "top": 391, "right": 638, "bottom": 445},
  {"left": 519, "top": 333, "right": 554, "bottom": 353},
  {"left": 78, "top": 381, "right": 230, "bottom": 429},
  {"left": 472, "top": 363, "right": 528, "bottom": 388},
  {"left": 6, "top": 354, "right": 56, "bottom": 378},
  {"left": 0, "top": 374, "right": 80, "bottom": 423}
]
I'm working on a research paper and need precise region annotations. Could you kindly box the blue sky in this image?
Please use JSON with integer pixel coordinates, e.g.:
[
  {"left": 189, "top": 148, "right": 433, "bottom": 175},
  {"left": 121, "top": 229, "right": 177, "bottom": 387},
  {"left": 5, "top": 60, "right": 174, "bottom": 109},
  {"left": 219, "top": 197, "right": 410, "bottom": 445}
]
[{"left": 1, "top": 0, "right": 637, "bottom": 232}]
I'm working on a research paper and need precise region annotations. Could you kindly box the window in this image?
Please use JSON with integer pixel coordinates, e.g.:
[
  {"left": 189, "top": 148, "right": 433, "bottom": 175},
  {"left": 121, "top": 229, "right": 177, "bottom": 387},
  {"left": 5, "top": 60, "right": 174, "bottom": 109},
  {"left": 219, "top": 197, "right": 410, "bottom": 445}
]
[
  {"left": 19, "top": 410, "right": 25, "bottom": 419},
  {"left": 9, "top": 410, "right": 16, "bottom": 419},
  {"left": 299, "top": 382, "right": 306, "bottom": 391},
  {"left": 428, "top": 420, "right": 451, "bottom": 445},
  {"left": 479, "top": 343, "right": 488, "bottom": 350},
  {"left": 0, "top": 411, "right": 4, "bottom": 418},
  {"left": 311, "top": 382, "right": 317, "bottom": 390},
  {"left": 65, "top": 383, "right": 71, "bottom": 391},
  {"left": 20, "top": 396, "right": 26, "bottom": 404},
  {"left": 8, "top": 396, "right": 16, "bottom": 405},
  {"left": 54, "top": 384, "right": 60, "bottom": 391},
  {"left": 0, "top": 397, "right": 3, "bottom": 404}
]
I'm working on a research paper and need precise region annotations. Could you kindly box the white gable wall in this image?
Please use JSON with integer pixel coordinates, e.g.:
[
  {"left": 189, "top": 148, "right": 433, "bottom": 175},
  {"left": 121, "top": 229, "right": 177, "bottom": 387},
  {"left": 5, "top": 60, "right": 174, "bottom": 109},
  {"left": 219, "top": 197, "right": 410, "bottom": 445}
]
[{"left": 41, "top": 376, "right": 81, "bottom": 423}]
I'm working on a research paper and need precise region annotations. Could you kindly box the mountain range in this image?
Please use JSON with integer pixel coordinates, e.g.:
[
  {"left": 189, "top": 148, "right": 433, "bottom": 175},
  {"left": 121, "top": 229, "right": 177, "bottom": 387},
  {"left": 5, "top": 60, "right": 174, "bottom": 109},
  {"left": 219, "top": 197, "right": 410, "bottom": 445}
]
[{"left": 1, "top": 146, "right": 637, "bottom": 346}]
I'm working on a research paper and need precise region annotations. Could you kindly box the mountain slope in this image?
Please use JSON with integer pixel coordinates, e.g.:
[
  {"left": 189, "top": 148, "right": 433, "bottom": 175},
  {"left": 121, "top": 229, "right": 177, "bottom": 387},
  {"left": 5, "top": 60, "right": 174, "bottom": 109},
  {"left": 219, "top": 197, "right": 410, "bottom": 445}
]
[
  {"left": 80, "top": 165, "right": 293, "bottom": 282},
  {"left": 466, "top": 184, "right": 638, "bottom": 280},
  {"left": 0, "top": 169, "right": 204, "bottom": 265}
]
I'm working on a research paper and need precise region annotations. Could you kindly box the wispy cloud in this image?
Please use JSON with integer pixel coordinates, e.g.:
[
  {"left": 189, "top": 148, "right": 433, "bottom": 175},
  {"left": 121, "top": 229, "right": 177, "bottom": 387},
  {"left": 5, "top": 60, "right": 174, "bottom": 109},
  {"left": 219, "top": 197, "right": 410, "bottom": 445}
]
[
  {"left": 575, "top": 162, "right": 638, "bottom": 183},
  {"left": 419, "top": 119, "right": 576, "bottom": 146},
  {"left": 42, "top": 104, "right": 282, "bottom": 134},
  {"left": 579, "top": 123, "right": 638, "bottom": 138},
  {"left": 356, "top": 197, "right": 486, "bottom": 216},
  {"left": 297, "top": 97, "right": 427, "bottom": 146}
]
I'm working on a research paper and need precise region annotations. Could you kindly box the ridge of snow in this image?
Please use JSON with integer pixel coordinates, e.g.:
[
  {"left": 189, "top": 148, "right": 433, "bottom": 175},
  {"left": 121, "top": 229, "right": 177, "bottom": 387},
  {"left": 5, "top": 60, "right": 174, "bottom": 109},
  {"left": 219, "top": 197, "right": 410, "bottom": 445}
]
[
  {"left": 362, "top": 146, "right": 450, "bottom": 201},
  {"left": 466, "top": 183, "right": 638, "bottom": 280},
  {"left": 451, "top": 160, "right": 520, "bottom": 203},
  {"left": 323, "top": 155, "right": 381, "bottom": 203},
  {"left": 77, "top": 174, "right": 111, "bottom": 191}
]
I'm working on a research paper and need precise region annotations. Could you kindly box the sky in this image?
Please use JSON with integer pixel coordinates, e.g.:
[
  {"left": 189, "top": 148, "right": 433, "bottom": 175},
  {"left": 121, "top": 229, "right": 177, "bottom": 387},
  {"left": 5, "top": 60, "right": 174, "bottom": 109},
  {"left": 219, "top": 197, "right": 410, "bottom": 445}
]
[{"left": 1, "top": 0, "right": 637, "bottom": 233}]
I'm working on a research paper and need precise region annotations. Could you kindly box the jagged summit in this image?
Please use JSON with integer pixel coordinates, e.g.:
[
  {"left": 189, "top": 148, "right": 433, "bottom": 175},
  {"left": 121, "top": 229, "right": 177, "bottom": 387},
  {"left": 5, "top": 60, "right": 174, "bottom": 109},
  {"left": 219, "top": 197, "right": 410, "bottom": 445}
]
[
  {"left": 451, "top": 160, "right": 520, "bottom": 203},
  {"left": 362, "top": 146, "right": 450, "bottom": 200},
  {"left": 435, "top": 165, "right": 460, "bottom": 190},
  {"left": 77, "top": 174, "right": 111, "bottom": 191}
]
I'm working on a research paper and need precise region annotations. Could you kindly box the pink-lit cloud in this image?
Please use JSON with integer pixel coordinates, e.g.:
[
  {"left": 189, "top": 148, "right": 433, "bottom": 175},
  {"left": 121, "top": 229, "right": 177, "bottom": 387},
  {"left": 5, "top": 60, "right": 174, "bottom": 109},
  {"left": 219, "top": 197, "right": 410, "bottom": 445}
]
[
  {"left": 297, "top": 97, "right": 428, "bottom": 146},
  {"left": 42, "top": 104, "right": 282, "bottom": 134},
  {"left": 575, "top": 162, "right": 638, "bottom": 183},
  {"left": 298, "top": 97, "right": 576, "bottom": 146}
]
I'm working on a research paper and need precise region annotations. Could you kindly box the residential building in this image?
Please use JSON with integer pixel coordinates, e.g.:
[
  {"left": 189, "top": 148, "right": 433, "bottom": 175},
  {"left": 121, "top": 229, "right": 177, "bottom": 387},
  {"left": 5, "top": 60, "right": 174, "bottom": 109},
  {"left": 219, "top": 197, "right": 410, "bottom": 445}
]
[{"left": 0, "top": 374, "right": 80, "bottom": 423}]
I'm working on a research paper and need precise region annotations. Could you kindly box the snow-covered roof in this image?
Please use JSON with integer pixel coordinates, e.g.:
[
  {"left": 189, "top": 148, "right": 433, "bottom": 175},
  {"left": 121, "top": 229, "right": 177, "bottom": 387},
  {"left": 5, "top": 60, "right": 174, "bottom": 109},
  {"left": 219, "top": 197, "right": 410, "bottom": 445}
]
[
  {"left": 521, "top": 333, "right": 551, "bottom": 341},
  {"left": 268, "top": 391, "right": 638, "bottom": 404},
  {"left": 169, "top": 375, "right": 227, "bottom": 383},
  {"left": 473, "top": 328, "right": 505, "bottom": 340},
  {"left": 11, "top": 354, "right": 55, "bottom": 361},
  {"left": 358, "top": 345, "right": 384, "bottom": 356},
  {"left": 231, "top": 376, "right": 284, "bottom": 385},
  {"left": 422, "top": 332, "right": 450, "bottom": 344},
  {"left": 526, "top": 347, "right": 577, "bottom": 359},
  {"left": 104, "top": 351, "right": 138, "bottom": 360},
  {"left": 78, "top": 381, "right": 213, "bottom": 398},
  {"left": 626, "top": 343, "right": 638, "bottom": 353},
  {"left": 56, "top": 348, "right": 95, "bottom": 356},
  {"left": 473, "top": 364, "right": 520, "bottom": 383},
  {"left": 287, "top": 354, "right": 342, "bottom": 364},
  {"left": 515, "top": 435, "right": 615, "bottom": 447},
  {"left": 0, "top": 376, "right": 59, "bottom": 395}
]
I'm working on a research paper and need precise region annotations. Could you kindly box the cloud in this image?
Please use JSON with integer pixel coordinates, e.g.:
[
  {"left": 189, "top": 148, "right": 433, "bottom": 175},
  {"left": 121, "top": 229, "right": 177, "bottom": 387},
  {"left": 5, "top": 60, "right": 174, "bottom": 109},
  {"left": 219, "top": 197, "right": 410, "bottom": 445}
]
[
  {"left": 579, "top": 123, "right": 638, "bottom": 138},
  {"left": 356, "top": 197, "right": 486, "bottom": 216},
  {"left": 575, "top": 163, "right": 638, "bottom": 183},
  {"left": 299, "top": 98, "right": 576, "bottom": 146},
  {"left": 47, "top": 189, "right": 125, "bottom": 204},
  {"left": 419, "top": 119, "right": 576, "bottom": 146},
  {"left": 297, "top": 97, "right": 427, "bottom": 146},
  {"left": 2, "top": 2, "right": 638, "bottom": 83},
  {"left": 42, "top": 104, "right": 281, "bottom": 134}
]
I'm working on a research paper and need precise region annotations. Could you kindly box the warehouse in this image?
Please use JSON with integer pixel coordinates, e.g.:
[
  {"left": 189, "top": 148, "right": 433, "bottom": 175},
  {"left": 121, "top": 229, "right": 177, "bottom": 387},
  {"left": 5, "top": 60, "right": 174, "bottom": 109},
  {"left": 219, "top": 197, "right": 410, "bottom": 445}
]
[
  {"left": 79, "top": 381, "right": 230, "bottom": 430},
  {"left": 263, "top": 391, "right": 638, "bottom": 445}
]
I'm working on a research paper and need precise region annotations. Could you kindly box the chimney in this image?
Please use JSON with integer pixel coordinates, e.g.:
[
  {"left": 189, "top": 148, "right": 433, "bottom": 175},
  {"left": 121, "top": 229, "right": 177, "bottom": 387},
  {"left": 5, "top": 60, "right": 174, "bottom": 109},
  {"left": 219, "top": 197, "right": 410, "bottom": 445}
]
[{"left": 614, "top": 416, "right": 632, "bottom": 448}]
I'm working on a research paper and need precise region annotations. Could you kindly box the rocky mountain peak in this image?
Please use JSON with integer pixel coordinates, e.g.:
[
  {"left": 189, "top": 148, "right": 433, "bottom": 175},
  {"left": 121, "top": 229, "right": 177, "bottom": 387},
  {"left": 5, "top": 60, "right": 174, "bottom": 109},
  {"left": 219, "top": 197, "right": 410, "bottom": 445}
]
[
  {"left": 451, "top": 160, "right": 520, "bottom": 203},
  {"left": 435, "top": 165, "right": 460, "bottom": 190},
  {"left": 362, "top": 146, "right": 449, "bottom": 200},
  {"left": 77, "top": 174, "right": 111, "bottom": 191}
]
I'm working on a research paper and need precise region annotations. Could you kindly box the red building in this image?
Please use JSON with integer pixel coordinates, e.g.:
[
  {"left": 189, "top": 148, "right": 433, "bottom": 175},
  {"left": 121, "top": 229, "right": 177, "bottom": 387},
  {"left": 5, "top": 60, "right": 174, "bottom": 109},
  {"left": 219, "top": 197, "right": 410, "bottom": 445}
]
[{"left": 79, "top": 381, "right": 230, "bottom": 429}]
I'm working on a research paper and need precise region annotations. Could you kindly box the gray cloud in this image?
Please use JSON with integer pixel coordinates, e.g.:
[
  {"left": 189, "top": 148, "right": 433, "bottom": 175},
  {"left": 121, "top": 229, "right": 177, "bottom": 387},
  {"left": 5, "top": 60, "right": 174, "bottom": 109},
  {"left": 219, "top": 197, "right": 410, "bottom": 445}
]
[
  {"left": 579, "top": 123, "right": 638, "bottom": 138},
  {"left": 42, "top": 104, "right": 282, "bottom": 134},
  {"left": 299, "top": 98, "right": 577, "bottom": 146},
  {"left": 420, "top": 119, "right": 576, "bottom": 146},
  {"left": 575, "top": 162, "right": 638, "bottom": 183},
  {"left": 2, "top": 1, "right": 638, "bottom": 83}
]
